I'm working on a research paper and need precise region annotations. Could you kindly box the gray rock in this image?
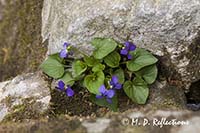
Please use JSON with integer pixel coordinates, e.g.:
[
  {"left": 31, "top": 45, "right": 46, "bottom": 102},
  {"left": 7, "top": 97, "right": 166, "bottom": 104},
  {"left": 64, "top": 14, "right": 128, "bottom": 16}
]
[
  {"left": 0, "top": 0, "right": 46, "bottom": 81},
  {"left": 42, "top": 0, "right": 200, "bottom": 90},
  {"left": 172, "top": 117, "right": 200, "bottom": 133},
  {"left": 82, "top": 118, "right": 111, "bottom": 133},
  {"left": 0, "top": 72, "right": 50, "bottom": 122},
  {"left": 106, "top": 110, "right": 200, "bottom": 133},
  {"left": 0, "top": 109, "right": 199, "bottom": 133},
  {"left": 147, "top": 81, "right": 186, "bottom": 109}
]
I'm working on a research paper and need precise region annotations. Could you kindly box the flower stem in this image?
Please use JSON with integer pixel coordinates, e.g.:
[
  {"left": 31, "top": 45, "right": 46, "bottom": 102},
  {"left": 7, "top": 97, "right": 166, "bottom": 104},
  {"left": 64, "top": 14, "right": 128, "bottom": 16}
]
[{"left": 63, "top": 65, "right": 71, "bottom": 67}]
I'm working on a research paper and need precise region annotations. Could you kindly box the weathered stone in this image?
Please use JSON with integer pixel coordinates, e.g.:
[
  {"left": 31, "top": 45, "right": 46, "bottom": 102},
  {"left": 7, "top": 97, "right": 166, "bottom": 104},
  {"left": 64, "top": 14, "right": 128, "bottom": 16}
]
[
  {"left": 0, "top": 109, "right": 199, "bottom": 133},
  {"left": 82, "top": 118, "right": 111, "bottom": 133},
  {"left": 0, "top": 0, "right": 47, "bottom": 81},
  {"left": 0, "top": 72, "right": 50, "bottom": 122},
  {"left": 171, "top": 117, "right": 200, "bottom": 133},
  {"left": 42, "top": 0, "right": 200, "bottom": 91},
  {"left": 147, "top": 81, "right": 186, "bottom": 109}
]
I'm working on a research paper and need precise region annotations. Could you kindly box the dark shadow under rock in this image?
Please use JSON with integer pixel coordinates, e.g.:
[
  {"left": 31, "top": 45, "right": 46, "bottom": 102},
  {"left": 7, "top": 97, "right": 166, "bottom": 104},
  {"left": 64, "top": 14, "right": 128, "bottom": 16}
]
[
  {"left": 186, "top": 80, "right": 200, "bottom": 104},
  {"left": 185, "top": 80, "right": 200, "bottom": 111}
]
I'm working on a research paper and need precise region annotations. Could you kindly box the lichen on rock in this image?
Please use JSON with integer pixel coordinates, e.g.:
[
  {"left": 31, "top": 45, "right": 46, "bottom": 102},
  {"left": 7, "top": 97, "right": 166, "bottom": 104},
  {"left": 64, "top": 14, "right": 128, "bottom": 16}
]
[{"left": 0, "top": 72, "right": 51, "bottom": 122}]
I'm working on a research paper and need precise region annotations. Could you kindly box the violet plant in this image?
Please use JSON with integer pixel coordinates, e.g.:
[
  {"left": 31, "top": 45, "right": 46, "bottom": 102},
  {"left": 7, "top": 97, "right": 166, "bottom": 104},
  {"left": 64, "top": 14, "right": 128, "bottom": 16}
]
[{"left": 40, "top": 38, "right": 158, "bottom": 111}]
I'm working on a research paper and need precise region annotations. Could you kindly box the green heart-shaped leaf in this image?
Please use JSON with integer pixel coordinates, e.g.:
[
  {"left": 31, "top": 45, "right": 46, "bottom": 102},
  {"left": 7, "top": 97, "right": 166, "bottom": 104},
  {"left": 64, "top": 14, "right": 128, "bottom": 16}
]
[
  {"left": 123, "top": 77, "right": 149, "bottom": 104},
  {"left": 40, "top": 57, "right": 64, "bottom": 79},
  {"left": 84, "top": 71, "right": 105, "bottom": 94},
  {"left": 49, "top": 53, "right": 63, "bottom": 63},
  {"left": 84, "top": 56, "right": 100, "bottom": 67},
  {"left": 134, "top": 64, "right": 158, "bottom": 84},
  {"left": 91, "top": 38, "right": 117, "bottom": 59},
  {"left": 92, "top": 64, "right": 105, "bottom": 72},
  {"left": 72, "top": 60, "right": 87, "bottom": 77},
  {"left": 104, "top": 51, "right": 121, "bottom": 68},
  {"left": 60, "top": 72, "right": 75, "bottom": 86},
  {"left": 127, "top": 48, "right": 158, "bottom": 71},
  {"left": 113, "top": 68, "right": 125, "bottom": 84}
]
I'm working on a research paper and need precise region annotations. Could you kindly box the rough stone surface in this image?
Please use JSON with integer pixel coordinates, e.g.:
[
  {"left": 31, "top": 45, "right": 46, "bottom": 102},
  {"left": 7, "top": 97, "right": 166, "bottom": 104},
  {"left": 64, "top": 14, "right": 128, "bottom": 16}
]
[
  {"left": 147, "top": 81, "right": 186, "bottom": 109},
  {"left": 82, "top": 118, "right": 111, "bottom": 133},
  {"left": 42, "top": 0, "right": 200, "bottom": 90},
  {"left": 0, "top": 109, "right": 199, "bottom": 133},
  {"left": 0, "top": 72, "right": 50, "bottom": 122},
  {"left": 0, "top": 0, "right": 47, "bottom": 81}
]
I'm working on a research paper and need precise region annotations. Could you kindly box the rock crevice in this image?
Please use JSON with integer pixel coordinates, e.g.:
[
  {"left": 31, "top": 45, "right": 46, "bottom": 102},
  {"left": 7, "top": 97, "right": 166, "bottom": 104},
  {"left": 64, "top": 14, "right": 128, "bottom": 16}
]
[{"left": 42, "top": 0, "right": 200, "bottom": 90}]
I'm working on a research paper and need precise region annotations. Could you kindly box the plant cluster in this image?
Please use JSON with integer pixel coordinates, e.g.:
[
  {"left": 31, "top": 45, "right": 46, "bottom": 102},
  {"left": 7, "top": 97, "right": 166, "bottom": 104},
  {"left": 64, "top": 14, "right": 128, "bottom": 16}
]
[{"left": 40, "top": 38, "right": 158, "bottom": 111}]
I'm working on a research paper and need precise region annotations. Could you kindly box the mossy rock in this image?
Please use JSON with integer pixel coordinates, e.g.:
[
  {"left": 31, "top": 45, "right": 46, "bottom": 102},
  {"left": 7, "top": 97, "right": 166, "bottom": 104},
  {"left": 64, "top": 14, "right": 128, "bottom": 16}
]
[
  {"left": 0, "top": 0, "right": 47, "bottom": 81},
  {"left": 2, "top": 98, "right": 44, "bottom": 123}
]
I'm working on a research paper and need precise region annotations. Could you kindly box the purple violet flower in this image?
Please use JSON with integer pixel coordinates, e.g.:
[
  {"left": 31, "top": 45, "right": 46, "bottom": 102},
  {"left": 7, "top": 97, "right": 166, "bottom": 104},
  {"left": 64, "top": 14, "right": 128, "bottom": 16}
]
[
  {"left": 110, "top": 75, "right": 122, "bottom": 90},
  {"left": 96, "top": 85, "right": 115, "bottom": 104},
  {"left": 120, "top": 41, "right": 136, "bottom": 60},
  {"left": 57, "top": 80, "right": 65, "bottom": 91},
  {"left": 65, "top": 85, "right": 75, "bottom": 97},
  {"left": 59, "top": 42, "right": 72, "bottom": 58},
  {"left": 57, "top": 80, "right": 74, "bottom": 97}
]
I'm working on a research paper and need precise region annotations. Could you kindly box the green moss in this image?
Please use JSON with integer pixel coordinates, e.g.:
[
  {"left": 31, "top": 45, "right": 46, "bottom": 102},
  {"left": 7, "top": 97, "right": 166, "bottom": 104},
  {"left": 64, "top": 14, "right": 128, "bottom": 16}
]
[
  {"left": 2, "top": 98, "right": 43, "bottom": 123},
  {"left": 12, "top": 104, "right": 26, "bottom": 113},
  {"left": 160, "top": 99, "right": 182, "bottom": 109},
  {"left": 0, "top": 0, "right": 47, "bottom": 81},
  {"left": 0, "top": 117, "right": 86, "bottom": 132},
  {"left": 1, "top": 96, "right": 13, "bottom": 108},
  {"left": 151, "top": 95, "right": 184, "bottom": 110},
  {"left": 149, "top": 84, "right": 186, "bottom": 110}
]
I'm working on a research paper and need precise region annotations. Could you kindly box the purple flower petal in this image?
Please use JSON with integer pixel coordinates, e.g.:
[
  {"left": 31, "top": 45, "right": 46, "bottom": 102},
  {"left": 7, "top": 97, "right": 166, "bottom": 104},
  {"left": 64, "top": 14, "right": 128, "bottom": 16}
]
[
  {"left": 120, "top": 49, "right": 128, "bottom": 55},
  {"left": 66, "top": 86, "right": 74, "bottom": 97},
  {"left": 99, "top": 85, "right": 107, "bottom": 95},
  {"left": 129, "top": 44, "right": 136, "bottom": 51},
  {"left": 124, "top": 41, "right": 130, "bottom": 48},
  {"left": 106, "top": 89, "right": 115, "bottom": 98},
  {"left": 115, "top": 83, "right": 122, "bottom": 89},
  {"left": 111, "top": 76, "right": 118, "bottom": 85},
  {"left": 127, "top": 54, "right": 132, "bottom": 60},
  {"left": 63, "top": 42, "right": 70, "bottom": 48},
  {"left": 121, "top": 41, "right": 136, "bottom": 60},
  {"left": 96, "top": 95, "right": 103, "bottom": 99},
  {"left": 59, "top": 49, "right": 68, "bottom": 58},
  {"left": 106, "top": 98, "right": 112, "bottom": 104},
  {"left": 58, "top": 80, "right": 65, "bottom": 90}
]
